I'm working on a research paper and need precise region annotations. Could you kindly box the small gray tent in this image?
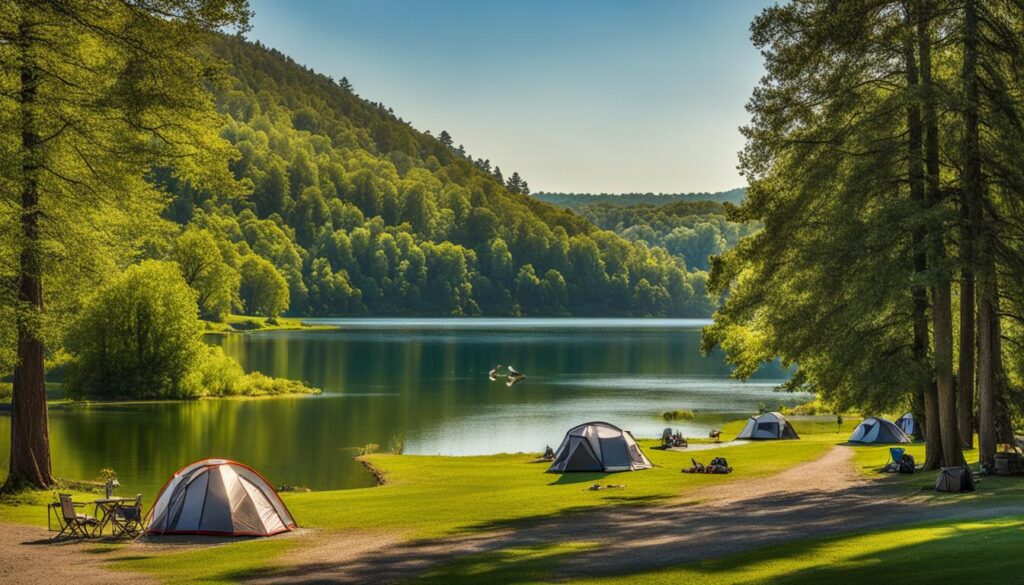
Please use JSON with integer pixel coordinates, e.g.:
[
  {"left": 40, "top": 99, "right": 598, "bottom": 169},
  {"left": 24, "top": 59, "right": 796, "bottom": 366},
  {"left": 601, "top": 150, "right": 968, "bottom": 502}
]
[
  {"left": 936, "top": 466, "right": 975, "bottom": 493},
  {"left": 148, "top": 459, "right": 296, "bottom": 537},
  {"left": 895, "top": 412, "right": 921, "bottom": 439},
  {"left": 735, "top": 411, "right": 800, "bottom": 440},
  {"left": 849, "top": 417, "right": 911, "bottom": 444},
  {"left": 548, "top": 422, "right": 652, "bottom": 473}
]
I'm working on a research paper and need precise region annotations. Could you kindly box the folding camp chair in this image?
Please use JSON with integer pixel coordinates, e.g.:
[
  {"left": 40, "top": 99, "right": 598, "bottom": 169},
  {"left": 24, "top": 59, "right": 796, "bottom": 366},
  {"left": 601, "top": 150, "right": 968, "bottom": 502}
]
[
  {"left": 110, "top": 494, "right": 144, "bottom": 538},
  {"left": 889, "top": 447, "right": 906, "bottom": 465},
  {"left": 51, "top": 494, "right": 98, "bottom": 540}
]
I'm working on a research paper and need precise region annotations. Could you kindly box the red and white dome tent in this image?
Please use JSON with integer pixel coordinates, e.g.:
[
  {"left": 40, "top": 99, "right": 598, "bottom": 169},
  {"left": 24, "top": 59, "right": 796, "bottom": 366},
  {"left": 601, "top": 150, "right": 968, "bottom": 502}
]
[{"left": 147, "top": 458, "right": 297, "bottom": 537}]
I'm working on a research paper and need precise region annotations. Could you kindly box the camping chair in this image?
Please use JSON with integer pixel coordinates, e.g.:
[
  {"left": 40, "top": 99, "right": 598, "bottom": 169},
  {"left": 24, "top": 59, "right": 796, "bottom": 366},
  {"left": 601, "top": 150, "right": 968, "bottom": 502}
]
[
  {"left": 889, "top": 447, "right": 906, "bottom": 464},
  {"left": 52, "top": 494, "right": 98, "bottom": 540},
  {"left": 110, "top": 494, "right": 144, "bottom": 538}
]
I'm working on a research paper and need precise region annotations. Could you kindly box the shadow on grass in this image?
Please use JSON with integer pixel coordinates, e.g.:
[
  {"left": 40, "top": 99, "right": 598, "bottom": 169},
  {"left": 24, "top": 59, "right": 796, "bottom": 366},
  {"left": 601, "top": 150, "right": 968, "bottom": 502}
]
[
  {"left": 547, "top": 472, "right": 611, "bottom": 485},
  {"left": 603, "top": 516, "right": 1024, "bottom": 585}
]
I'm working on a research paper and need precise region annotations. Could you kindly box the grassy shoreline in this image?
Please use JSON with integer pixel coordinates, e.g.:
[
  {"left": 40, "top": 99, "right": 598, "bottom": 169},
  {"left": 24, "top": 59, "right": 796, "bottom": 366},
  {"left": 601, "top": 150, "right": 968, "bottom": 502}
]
[{"left": 203, "top": 314, "right": 336, "bottom": 334}]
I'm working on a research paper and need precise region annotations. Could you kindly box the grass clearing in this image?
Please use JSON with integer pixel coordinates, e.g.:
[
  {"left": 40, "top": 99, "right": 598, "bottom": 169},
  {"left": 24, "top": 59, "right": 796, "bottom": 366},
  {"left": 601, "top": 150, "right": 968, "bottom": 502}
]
[
  {"left": 0, "top": 486, "right": 100, "bottom": 527},
  {"left": 282, "top": 438, "right": 833, "bottom": 540},
  {"left": 106, "top": 537, "right": 299, "bottom": 585}
]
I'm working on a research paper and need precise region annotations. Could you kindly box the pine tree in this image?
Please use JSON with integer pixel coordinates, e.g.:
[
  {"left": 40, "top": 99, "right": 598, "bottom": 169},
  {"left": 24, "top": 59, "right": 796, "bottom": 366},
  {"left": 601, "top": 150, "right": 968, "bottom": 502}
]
[{"left": 1, "top": 0, "right": 250, "bottom": 489}]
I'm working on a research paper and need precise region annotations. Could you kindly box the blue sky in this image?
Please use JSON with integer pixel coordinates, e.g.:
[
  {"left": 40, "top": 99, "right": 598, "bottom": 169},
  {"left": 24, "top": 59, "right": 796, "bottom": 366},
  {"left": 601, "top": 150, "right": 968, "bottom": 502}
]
[{"left": 247, "top": 0, "right": 770, "bottom": 193}]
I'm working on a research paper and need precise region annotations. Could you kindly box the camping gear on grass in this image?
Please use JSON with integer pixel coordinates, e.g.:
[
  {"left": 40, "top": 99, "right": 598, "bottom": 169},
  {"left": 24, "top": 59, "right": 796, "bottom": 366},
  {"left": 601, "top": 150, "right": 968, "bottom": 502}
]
[
  {"left": 548, "top": 422, "right": 652, "bottom": 473},
  {"left": 110, "top": 494, "right": 144, "bottom": 538},
  {"left": 661, "top": 428, "right": 687, "bottom": 448},
  {"left": 735, "top": 411, "right": 800, "bottom": 440},
  {"left": 895, "top": 412, "right": 921, "bottom": 439},
  {"left": 148, "top": 458, "right": 297, "bottom": 537},
  {"left": 993, "top": 451, "right": 1024, "bottom": 476},
  {"left": 682, "top": 457, "right": 732, "bottom": 474},
  {"left": 849, "top": 417, "right": 911, "bottom": 444},
  {"left": 898, "top": 454, "right": 916, "bottom": 474},
  {"left": 935, "top": 466, "right": 976, "bottom": 493}
]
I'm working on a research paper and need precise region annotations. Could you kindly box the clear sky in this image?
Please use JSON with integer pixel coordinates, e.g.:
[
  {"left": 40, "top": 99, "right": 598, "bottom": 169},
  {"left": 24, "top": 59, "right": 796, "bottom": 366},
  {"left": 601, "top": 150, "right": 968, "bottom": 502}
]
[{"left": 246, "top": 0, "right": 770, "bottom": 194}]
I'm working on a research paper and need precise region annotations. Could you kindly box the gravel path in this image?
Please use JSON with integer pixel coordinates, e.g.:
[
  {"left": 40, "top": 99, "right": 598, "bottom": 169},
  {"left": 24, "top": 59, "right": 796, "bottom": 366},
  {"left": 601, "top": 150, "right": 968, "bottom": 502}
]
[{"left": 0, "top": 523, "right": 157, "bottom": 585}]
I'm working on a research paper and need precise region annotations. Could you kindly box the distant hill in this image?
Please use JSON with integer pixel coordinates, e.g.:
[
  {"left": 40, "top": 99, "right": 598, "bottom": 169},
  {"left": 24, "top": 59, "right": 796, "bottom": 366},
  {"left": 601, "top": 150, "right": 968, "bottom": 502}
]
[
  {"left": 532, "top": 188, "right": 746, "bottom": 209},
  {"left": 155, "top": 36, "right": 717, "bottom": 317}
]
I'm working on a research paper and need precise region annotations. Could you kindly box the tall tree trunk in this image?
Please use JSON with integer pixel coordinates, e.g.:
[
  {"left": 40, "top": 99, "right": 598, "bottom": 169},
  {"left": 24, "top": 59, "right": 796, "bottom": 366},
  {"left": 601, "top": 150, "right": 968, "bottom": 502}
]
[
  {"left": 919, "top": 3, "right": 965, "bottom": 468},
  {"left": 991, "top": 293, "right": 1016, "bottom": 445},
  {"left": 905, "top": 3, "right": 943, "bottom": 469},
  {"left": 963, "top": 0, "right": 996, "bottom": 469},
  {"left": 7, "top": 19, "right": 54, "bottom": 490},
  {"left": 958, "top": 201, "right": 975, "bottom": 449}
]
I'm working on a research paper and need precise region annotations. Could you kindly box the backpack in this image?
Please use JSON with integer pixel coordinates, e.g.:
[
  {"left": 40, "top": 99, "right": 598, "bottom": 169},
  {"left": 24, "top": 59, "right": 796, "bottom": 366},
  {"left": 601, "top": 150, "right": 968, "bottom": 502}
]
[{"left": 898, "top": 453, "right": 916, "bottom": 474}]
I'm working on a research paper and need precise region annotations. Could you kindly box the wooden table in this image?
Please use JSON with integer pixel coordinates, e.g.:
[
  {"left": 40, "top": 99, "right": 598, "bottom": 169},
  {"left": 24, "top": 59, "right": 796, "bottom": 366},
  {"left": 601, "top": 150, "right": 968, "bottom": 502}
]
[{"left": 91, "top": 497, "right": 135, "bottom": 537}]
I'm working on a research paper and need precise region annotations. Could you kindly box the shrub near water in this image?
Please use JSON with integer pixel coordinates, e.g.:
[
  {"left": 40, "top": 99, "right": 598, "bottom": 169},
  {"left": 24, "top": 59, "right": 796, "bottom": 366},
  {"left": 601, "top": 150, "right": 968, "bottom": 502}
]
[
  {"left": 66, "top": 261, "right": 205, "bottom": 399},
  {"left": 66, "top": 261, "right": 316, "bottom": 399},
  {"left": 662, "top": 409, "right": 695, "bottom": 421}
]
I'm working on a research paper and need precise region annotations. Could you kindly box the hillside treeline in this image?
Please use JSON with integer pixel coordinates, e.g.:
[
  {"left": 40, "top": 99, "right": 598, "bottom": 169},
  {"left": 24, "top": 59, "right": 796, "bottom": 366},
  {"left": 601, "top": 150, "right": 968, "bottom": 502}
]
[{"left": 160, "top": 37, "right": 716, "bottom": 318}]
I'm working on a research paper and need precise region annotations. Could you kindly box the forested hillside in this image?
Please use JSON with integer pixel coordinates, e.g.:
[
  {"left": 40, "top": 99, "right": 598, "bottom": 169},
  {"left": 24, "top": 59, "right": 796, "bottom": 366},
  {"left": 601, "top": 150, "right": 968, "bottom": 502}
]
[
  {"left": 532, "top": 188, "right": 746, "bottom": 209},
  {"left": 161, "top": 37, "right": 715, "bottom": 317},
  {"left": 573, "top": 201, "right": 756, "bottom": 271}
]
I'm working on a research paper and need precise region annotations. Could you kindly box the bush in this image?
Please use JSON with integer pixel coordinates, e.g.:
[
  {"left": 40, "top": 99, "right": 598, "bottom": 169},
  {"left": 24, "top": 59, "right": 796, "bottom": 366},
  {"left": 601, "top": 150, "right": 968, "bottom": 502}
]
[
  {"left": 235, "top": 371, "right": 317, "bottom": 396},
  {"left": 781, "top": 399, "right": 831, "bottom": 416},
  {"left": 66, "top": 261, "right": 204, "bottom": 399},
  {"left": 66, "top": 261, "right": 317, "bottom": 399},
  {"left": 662, "top": 409, "right": 695, "bottom": 421}
]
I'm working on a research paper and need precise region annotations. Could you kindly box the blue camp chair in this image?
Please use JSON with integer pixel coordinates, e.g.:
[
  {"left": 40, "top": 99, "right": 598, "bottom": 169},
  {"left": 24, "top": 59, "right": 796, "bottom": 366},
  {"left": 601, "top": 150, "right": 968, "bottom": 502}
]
[{"left": 890, "top": 447, "right": 906, "bottom": 464}]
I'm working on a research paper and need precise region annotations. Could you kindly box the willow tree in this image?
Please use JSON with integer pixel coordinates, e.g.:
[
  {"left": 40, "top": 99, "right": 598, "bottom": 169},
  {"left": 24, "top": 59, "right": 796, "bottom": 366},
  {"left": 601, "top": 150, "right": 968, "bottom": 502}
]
[{"left": 1, "top": 0, "right": 249, "bottom": 489}]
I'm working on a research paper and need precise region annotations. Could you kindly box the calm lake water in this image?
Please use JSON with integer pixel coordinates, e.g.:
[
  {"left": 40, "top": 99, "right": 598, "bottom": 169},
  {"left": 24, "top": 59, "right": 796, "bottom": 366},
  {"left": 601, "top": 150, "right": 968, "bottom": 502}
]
[{"left": 1, "top": 318, "right": 806, "bottom": 495}]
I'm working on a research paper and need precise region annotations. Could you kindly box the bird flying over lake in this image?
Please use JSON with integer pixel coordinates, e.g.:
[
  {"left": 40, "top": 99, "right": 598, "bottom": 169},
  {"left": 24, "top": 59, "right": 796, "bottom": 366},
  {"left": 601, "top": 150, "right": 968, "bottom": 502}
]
[{"left": 489, "top": 364, "right": 502, "bottom": 381}]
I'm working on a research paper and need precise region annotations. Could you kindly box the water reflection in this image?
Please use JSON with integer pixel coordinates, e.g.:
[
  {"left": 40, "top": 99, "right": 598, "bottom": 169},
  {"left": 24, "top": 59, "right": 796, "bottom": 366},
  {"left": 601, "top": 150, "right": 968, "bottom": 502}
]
[{"left": 0, "top": 319, "right": 805, "bottom": 495}]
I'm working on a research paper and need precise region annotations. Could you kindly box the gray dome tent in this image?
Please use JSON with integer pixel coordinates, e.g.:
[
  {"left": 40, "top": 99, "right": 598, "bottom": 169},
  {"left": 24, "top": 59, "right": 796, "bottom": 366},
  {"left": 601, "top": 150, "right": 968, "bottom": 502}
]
[
  {"left": 548, "top": 422, "right": 652, "bottom": 473},
  {"left": 895, "top": 412, "right": 921, "bottom": 439},
  {"left": 148, "top": 459, "right": 296, "bottom": 537},
  {"left": 849, "top": 417, "right": 910, "bottom": 444},
  {"left": 735, "top": 411, "right": 800, "bottom": 440}
]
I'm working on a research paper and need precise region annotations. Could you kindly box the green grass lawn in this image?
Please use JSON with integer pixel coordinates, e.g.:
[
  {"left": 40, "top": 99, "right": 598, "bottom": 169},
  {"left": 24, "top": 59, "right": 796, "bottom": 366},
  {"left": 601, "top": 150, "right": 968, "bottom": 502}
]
[
  {"left": 284, "top": 437, "right": 833, "bottom": 539},
  {"left": 5, "top": 414, "right": 1021, "bottom": 584},
  {"left": 107, "top": 538, "right": 300, "bottom": 585}
]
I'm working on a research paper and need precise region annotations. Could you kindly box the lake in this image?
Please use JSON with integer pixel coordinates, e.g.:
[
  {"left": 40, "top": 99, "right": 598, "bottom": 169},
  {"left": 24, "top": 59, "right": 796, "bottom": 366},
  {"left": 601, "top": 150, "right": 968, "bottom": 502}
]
[{"left": 0, "top": 318, "right": 806, "bottom": 495}]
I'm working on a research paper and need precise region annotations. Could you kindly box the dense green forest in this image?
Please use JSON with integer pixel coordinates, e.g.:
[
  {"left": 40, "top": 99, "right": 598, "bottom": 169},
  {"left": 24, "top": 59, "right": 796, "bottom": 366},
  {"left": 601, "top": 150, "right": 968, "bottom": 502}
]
[
  {"left": 532, "top": 188, "right": 746, "bottom": 209},
  {"left": 570, "top": 201, "right": 756, "bottom": 271},
  {"left": 703, "top": 0, "right": 1024, "bottom": 472},
  {"left": 157, "top": 37, "right": 716, "bottom": 319}
]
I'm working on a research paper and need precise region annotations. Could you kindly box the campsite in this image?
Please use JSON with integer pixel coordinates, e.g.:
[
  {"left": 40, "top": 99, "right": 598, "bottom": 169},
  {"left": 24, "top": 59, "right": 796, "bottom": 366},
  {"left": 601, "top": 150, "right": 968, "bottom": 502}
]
[
  {"left": 4, "top": 0, "right": 1024, "bottom": 583},
  {"left": 2, "top": 411, "right": 1022, "bottom": 583}
]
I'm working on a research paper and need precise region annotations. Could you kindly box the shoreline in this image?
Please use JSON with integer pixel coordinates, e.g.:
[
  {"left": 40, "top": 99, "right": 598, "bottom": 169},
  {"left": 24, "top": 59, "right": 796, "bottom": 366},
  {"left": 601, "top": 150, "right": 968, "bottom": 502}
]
[{"left": 0, "top": 389, "right": 321, "bottom": 411}]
